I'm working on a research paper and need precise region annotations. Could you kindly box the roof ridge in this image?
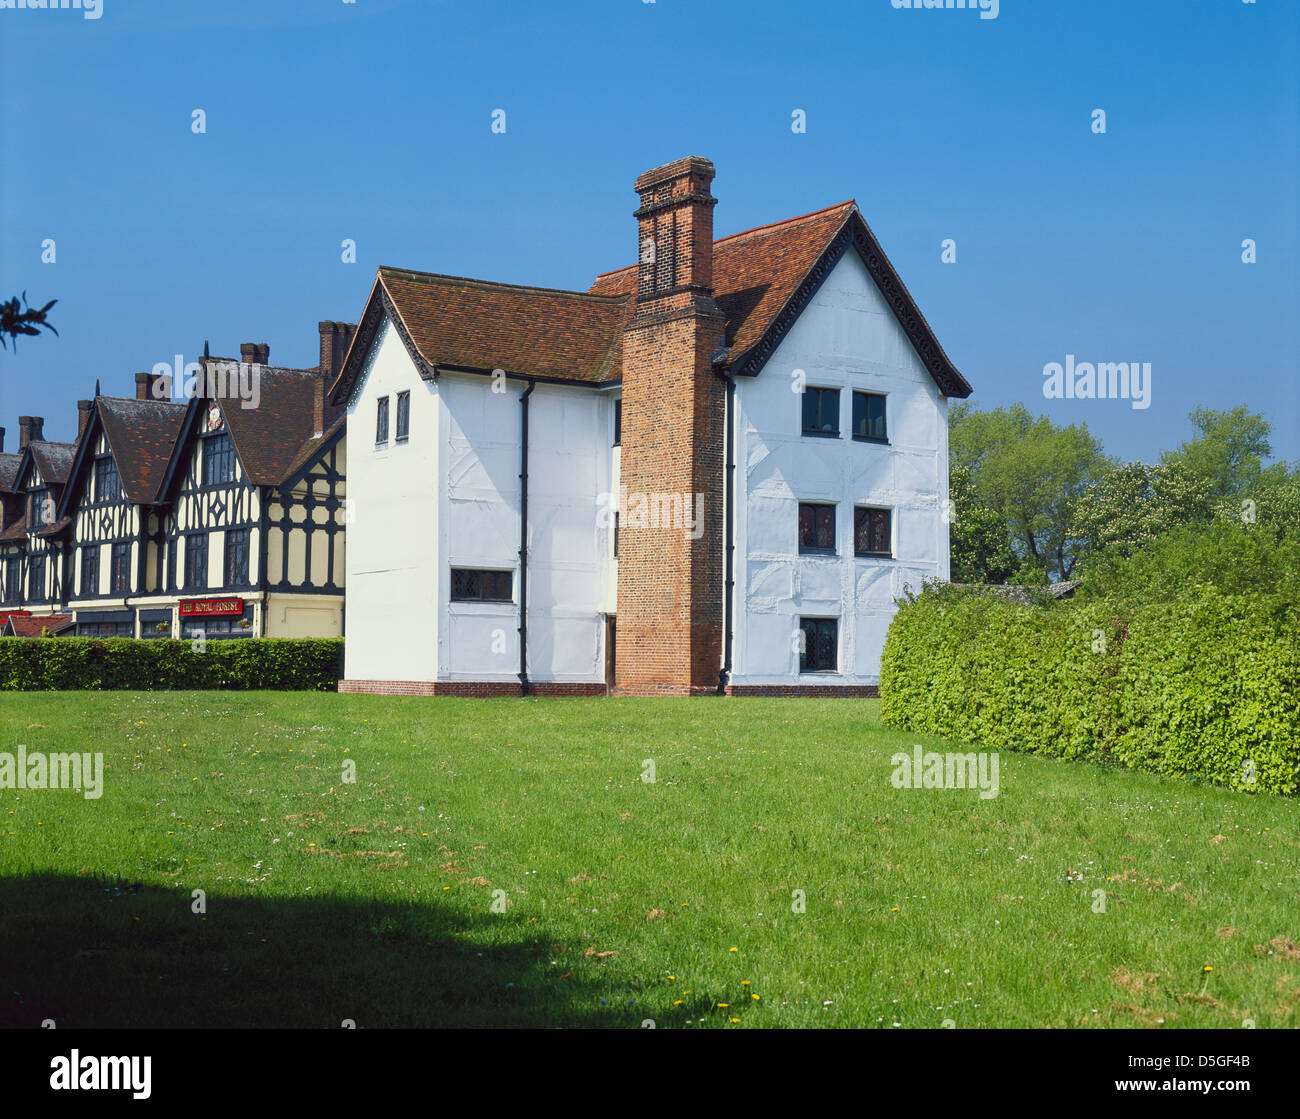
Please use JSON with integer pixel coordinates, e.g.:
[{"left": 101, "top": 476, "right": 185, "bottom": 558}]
[
  {"left": 380, "top": 265, "right": 627, "bottom": 303},
  {"left": 591, "top": 200, "right": 858, "bottom": 282}
]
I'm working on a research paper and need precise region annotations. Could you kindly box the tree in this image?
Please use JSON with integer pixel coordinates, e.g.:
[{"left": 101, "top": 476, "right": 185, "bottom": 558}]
[
  {"left": 0, "top": 292, "right": 58, "bottom": 351},
  {"left": 948, "top": 461, "right": 1018, "bottom": 583},
  {"left": 950, "top": 402, "right": 1110, "bottom": 582},
  {"left": 1161, "top": 406, "right": 1274, "bottom": 499},
  {"left": 1071, "top": 459, "right": 1215, "bottom": 562}
]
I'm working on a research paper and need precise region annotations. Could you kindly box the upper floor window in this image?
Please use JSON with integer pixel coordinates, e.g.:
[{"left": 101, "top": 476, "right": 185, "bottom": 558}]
[
  {"left": 802, "top": 387, "right": 840, "bottom": 437},
  {"left": 855, "top": 506, "right": 893, "bottom": 557},
  {"left": 396, "top": 392, "right": 410, "bottom": 442},
  {"left": 613, "top": 398, "right": 622, "bottom": 446},
  {"left": 225, "top": 528, "right": 249, "bottom": 586},
  {"left": 110, "top": 542, "right": 131, "bottom": 594},
  {"left": 80, "top": 545, "right": 99, "bottom": 597},
  {"left": 376, "top": 396, "right": 390, "bottom": 445},
  {"left": 3, "top": 556, "right": 21, "bottom": 604},
  {"left": 29, "top": 553, "right": 45, "bottom": 600},
  {"left": 798, "top": 502, "right": 836, "bottom": 555},
  {"left": 852, "top": 391, "right": 888, "bottom": 442},
  {"left": 203, "top": 433, "right": 235, "bottom": 487},
  {"left": 94, "top": 456, "right": 122, "bottom": 503},
  {"left": 28, "top": 488, "right": 50, "bottom": 528},
  {"left": 450, "top": 568, "right": 513, "bottom": 603},
  {"left": 184, "top": 532, "right": 208, "bottom": 591}
]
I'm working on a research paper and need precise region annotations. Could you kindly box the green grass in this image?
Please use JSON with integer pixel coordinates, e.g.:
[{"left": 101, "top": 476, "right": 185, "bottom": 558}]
[{"left": 2, "top": 692, "right": 1298, "bottom": 1028}]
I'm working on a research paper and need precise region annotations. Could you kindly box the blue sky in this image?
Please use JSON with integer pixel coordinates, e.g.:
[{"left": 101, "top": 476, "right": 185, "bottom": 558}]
[{"left": 2, "top": 0, "right": 1296, "bottom": 464}]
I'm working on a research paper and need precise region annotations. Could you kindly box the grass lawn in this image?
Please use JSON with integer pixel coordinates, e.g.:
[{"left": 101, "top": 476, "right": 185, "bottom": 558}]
[{"left": 1, "top": 692, "right": 1298, "bottom": 1029}]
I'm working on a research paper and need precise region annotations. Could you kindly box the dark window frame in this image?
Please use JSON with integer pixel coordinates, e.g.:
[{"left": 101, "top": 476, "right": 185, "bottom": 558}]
[
  {"left": 94, "top": 455, "right": 122, "bottom": 504},
  {"left": 797, "top": 502, "right": 837, "bottom": 556},
  {"left": 202, "top": 431, "right": 236, "bottom": 488},
  {"left": 28, "top": 553, "right": 45, "bottom": 600},
  {"left": 80, "top": 544, "right": 100, "bottom": 597},
  {"left": 395, "top": 391, "right": 410, "bottom": 442},
  {"left": 854, "top": 506, "right": 894, "bottom": 558},
  {"left": 184, "top": 532, "right": 208, "bottom": 591},
  {"left": 800, "top": 617, "right": 839, "bottom": 674},
  {"left": 224, "top": 528, "right": 250, "bottom": 587},
  {"left": 376, "top": 396, "right": 390, "bottom": 445},
  {"left": 449, "top": 567, "right": 514, "bottom": 603},
  {"left": 801, "top": 387, "right": 841, "bottom": 438},
  {"left": 110, "top": 542, "right": 131, "bottom": 594},
  {"left": 852, "top": 391, "right": 889, "bottom": 443}
]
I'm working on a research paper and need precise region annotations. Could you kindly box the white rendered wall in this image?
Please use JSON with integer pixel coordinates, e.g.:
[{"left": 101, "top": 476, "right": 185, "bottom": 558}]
[
  {"left": 729, "top": 250, "right": 950, "bottom": 687},
  {"left": 436, "top": 374, "right": 614, "bottom": 683},
  {"left": 342, "top": 316, "right": 440, "bottom": 681}
]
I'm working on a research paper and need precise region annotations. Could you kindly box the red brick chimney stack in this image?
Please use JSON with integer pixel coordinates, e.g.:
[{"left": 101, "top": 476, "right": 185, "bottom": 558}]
[{"left": 615, "top": 157, "right": 728, "bottom": 695}]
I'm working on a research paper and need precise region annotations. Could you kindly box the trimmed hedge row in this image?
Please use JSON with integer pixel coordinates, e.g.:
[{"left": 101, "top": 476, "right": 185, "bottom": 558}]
[
  {"left": 0, "top": 638, "right": 343, "bottom": 692},
  {"left": 879, "top": 584, "right": 1300, "bottom": 795}
]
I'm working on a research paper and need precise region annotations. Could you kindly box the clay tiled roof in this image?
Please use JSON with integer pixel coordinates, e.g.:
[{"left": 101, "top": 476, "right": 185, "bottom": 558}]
[
  {"left": 96, "top": 397, "right": 189, "bottom": 503},
  {"left": 28, "top": 440, "right": 77, "bottom": 485},
  {"left": 5, "top": 613, "right": 74, "bottom": 637},
  {"left": 201, "top": 359, "right": 342, "bottom": 486},
  {"left": 376, "top": 268, "right": 628, "bottom": 384},
  {"left": 591, "top": 200, "right": 859, "bottom": 374},
  {"left": 0, "top": 453, "right": 20, "bottom": 492},
  {"left": 331, "top": 198, "right": 970, "bottom": 400}
]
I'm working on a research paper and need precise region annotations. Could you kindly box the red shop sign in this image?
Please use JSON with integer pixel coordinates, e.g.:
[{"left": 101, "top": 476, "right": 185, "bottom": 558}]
[{"left": 178, "top": 597, "right": 244, "bottom": 618}]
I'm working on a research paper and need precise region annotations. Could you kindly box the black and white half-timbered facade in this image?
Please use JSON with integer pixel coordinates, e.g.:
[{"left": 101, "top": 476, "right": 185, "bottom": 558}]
[
  {"left": 1, "top": 324, "right": 354, "bottom": 639},
  {"left": 0, "top": 416, "right": 77, "bottom": 627}
]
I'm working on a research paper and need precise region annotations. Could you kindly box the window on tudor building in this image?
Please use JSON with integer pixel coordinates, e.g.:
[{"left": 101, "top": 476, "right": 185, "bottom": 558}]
[
  {"left": 110, "top": 542, "right": 131, "bottom": 594},
  {"left": 81, "top": 545, "right": 99, "bottom": 597},
  {"left": 852, "top": 391, "right": 888, "bottom": 442},
  {"left": 225, "top": 529, "right": 249, "bottom": 586},
  {"left": 396, "top": 391, "right": 410, "bottom": 442},
  {"left": 854, "top": 507, "right": 893, "bottom": 557},
  {"left": 185, "top": 533, "right": 208, "bottom": 590},
  {"left": 800, "top": 617, "right": 838, "bottom": 673},
  {"left": 801, "top": 387, "right": 840, "bottom": 436},
  {"left": 94, "top": 456, "right": 121, "bottom": 503},
  {"left": 203, "top": 433, "right": 235, "bottom": 486},
  {"left": 376, "top": 396, "right": 390, "bottom": 445},
  {"left": 29, "top": 554, "right": 45, "bottom": 599},
  {"left": 798, "top": 502, "right": 836, "bottom": 555},
  {"left": 450, "top": 568, "right": 513, "bottom": 603}
]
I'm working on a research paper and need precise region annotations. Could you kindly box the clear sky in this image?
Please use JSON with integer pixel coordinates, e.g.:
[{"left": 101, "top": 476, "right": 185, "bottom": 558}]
[{"left": 1, "top": 0, "right": 1296, "bottom": 464}]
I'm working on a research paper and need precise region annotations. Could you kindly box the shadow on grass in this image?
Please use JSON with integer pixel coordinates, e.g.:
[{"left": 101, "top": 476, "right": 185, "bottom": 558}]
[{"left": 0, "top": 874, "right": 680, "bottom": 1029}]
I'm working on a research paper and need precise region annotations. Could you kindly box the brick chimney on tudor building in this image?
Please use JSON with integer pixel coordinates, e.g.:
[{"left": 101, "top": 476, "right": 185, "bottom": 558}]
[{"left": 614, "top": 157, "right": 728, "bottom": 695}]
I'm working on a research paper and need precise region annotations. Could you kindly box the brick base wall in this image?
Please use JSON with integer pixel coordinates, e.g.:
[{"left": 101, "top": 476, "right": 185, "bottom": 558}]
[
  {"left": 724, "top": 684, "right": 880, "bottom": 698},
  {"left": 337, "top": 680, "right": 607, "bottom": 697}
]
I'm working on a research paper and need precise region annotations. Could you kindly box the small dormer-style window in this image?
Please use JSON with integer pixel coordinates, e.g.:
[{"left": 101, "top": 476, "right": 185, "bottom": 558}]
[
  {"left": 203, "top": 432, "right": 235, "bottom": 486},
  {"left": 94, "top": 456, "right": 121, "bottom": 503}
]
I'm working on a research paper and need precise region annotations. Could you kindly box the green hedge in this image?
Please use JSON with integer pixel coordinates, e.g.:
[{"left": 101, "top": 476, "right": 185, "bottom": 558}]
[
  {"left": 880, "top": 583, "right": 1300, "bottom": 795},
  {"left": 0, "top": 638, "right": 343, "bottom": 692}
]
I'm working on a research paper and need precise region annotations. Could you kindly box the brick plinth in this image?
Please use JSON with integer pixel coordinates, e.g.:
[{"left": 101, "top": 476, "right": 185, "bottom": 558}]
[{"left": 338, "top": 680, "right": 607, "bottom": 697}]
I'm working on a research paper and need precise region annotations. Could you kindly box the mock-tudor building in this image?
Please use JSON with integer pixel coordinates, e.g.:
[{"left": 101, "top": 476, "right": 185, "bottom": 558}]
[
  {"left": 0, "top": 324, "right": 354, "bottom": 639},
  {"left": 331, "top": 156, "right": 972, "bottom": 696}
]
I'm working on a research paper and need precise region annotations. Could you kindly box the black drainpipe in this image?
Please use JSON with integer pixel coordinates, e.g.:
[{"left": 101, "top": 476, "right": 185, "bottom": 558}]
[
  {"left": 717, "top": 369, "right": 736, "bottom": 694},
  {"left": 518, "top": 379, "right": 536, "bottom": 695}
]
